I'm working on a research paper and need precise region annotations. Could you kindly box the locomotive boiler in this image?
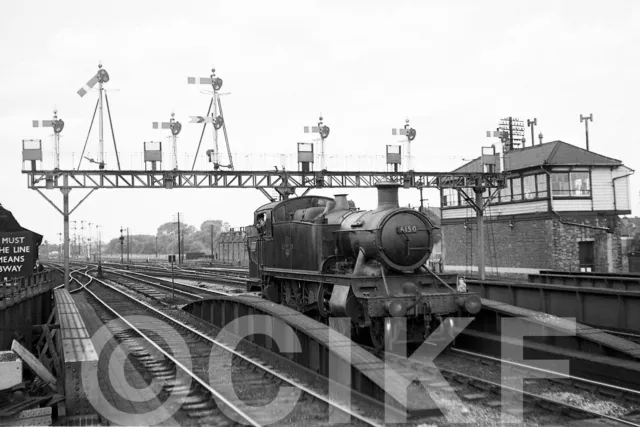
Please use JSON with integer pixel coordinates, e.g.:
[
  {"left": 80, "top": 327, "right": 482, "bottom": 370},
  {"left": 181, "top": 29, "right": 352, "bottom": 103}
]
[{"left": 246, "top": 182, "right": 481, "bottom": 349}]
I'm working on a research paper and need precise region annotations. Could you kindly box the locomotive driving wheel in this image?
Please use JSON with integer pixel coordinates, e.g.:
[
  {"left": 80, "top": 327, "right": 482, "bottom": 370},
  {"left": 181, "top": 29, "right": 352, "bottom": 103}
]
[
  {"left": 369, "top": 318, "right": 385, "bottom": 351},
  {"left": 316, "top": 284, "right": 331, "bottom": 318}
]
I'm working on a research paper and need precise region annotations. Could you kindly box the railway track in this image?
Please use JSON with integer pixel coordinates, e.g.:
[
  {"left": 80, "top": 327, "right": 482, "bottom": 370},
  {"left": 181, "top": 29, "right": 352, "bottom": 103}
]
[
  {"left": 53, "top": 262, "right": 640, "bottom": 425},
  {"left": 102, "top": 261, "right": 248, "bottom": 286},
  {"left": 99, "top": 267, "right": 249, "bottom": 299},
  {"left": 371, "top": 343, "right": 640, "bottom": 426},
  {"left": 445, "top": 347, "right": 640, "bottom": 417},
  {"left": 69, "top": 268, "right": 389, "bottom": 426}
]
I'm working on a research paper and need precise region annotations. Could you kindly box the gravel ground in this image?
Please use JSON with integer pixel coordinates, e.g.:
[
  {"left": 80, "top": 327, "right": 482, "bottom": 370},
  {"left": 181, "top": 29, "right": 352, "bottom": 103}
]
[
  {"left": 0, "top": 351, "right": 18, "bottom": 362},
  {"left": 431, "top": 350, "right": 638, "bottom": 421},
  {"left": 157, "top": 277, "right": 246, "bottom": 294}
]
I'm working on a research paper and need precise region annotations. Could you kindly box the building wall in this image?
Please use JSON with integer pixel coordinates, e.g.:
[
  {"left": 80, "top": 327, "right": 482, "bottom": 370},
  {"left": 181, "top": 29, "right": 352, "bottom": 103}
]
[
  {"left": 441, "top": 213, "right": 625, "bottom": 275},
  {"left": 592, "top": 168, "right": 615, "bottom": 211},
  {"left": 550, "top": 214, "right": 624, "bottom": 272},
  {"left": 613, "top": 166, "right": 633, "bottom": 212},
  {"left": 441, "top": 217, "right": 554, "bottom": 274}
]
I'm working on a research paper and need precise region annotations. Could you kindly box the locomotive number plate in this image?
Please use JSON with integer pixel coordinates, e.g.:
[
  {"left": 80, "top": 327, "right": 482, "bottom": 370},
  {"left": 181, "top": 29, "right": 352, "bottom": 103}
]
[{"left": 397, "top": 225, "right": 418, "bottom": 234}]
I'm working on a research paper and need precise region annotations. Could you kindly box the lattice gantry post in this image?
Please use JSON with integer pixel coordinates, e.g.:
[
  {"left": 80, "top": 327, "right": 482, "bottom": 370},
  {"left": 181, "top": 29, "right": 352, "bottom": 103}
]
[
  {"left": 188, "top": 69, "right": 233, "bottom": 170},
  {"left": 391, "top": 119, "right": 416, "bottom": 171},
  {"left": 153, "top": 113, "right": 182, "bottom": 170},
  {"left": 32, "top": 109, "right": 64, "bottom": 170},
  {"left": 304, "top": 115, "right": 330, "bottom": 171},
  {"left": 76, "top": 63, "right": 121, "bottom": 170}
]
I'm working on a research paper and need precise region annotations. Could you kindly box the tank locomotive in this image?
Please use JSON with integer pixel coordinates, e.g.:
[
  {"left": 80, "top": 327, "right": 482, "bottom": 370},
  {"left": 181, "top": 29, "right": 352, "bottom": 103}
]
[{"left": 246, "top": 182, "right": 481, "bottom": 348}]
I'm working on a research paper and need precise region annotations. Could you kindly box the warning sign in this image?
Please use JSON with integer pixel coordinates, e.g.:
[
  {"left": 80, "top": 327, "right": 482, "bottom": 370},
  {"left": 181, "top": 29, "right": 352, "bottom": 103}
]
[{"left": 0, "top": 232, "right": 33, "bottom": 277}]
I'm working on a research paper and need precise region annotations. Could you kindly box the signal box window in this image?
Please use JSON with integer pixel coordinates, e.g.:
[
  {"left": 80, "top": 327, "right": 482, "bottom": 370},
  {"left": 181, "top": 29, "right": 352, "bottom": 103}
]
[
  {"left": 523, "top": 175, "right": 536, "bottom": 200},
  {"left": 511, "top": 177, "right": 522, "bottom": 201},
  {"left": 500, "top": 179, "right": 511, "bottom": 203},
  {"left": 537, "top": 173, "right": 548, "bottom": 198},
  {"left": 552, "top": 172, "right": 591, "bottom": 197}
]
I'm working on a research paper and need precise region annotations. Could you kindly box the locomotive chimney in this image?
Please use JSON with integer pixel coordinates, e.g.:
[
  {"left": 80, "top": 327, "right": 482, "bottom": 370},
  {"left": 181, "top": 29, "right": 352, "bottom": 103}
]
[
  {"left": 334, "top": 194, "right": 349, "bottom": 210},
  {"left": 376, "top": 182, "right": 401, "bottom": 209}
]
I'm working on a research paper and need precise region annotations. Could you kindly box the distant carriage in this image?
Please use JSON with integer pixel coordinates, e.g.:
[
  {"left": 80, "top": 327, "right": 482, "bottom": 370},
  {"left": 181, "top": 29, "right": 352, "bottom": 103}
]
[
  {"left": 185, "top": 252, "right": 207, "bottom": 260},
  {"left": 217, "top": 228, "right": 248, "bottom": 266}
]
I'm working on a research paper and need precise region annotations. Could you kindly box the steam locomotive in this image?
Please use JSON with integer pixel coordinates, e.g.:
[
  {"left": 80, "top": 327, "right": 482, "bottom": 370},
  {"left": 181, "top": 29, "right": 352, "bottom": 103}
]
[{"left": 246, "top": 182, "right": 481, "bottom": 349}]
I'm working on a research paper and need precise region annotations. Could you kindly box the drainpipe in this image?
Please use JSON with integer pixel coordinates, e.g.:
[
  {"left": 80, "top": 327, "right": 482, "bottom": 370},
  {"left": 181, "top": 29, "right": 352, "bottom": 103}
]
[
  {"left": 612, "top": 169, "right": 634, "bottom": 215},
  {"left": 612, "top": 168, "right": 634, "bottom": 271}
]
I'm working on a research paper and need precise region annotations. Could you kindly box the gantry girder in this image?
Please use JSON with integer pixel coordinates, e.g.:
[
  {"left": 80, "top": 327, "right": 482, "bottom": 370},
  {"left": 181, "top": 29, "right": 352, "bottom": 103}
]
[{"left": 23, "top": 169, "right": 506, "bottom": 191}]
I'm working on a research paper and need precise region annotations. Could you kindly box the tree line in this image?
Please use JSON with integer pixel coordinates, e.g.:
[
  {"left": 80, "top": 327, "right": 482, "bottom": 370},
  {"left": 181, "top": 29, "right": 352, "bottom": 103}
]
[
  {"left": 104, "top": 219, "right": 232, "bottom": 255},
  {"left": 42, "top": 219, "right": 232, "bottom": 256}
]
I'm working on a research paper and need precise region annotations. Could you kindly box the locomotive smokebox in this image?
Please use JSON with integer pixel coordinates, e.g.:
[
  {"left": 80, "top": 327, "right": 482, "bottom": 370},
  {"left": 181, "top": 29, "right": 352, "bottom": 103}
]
[{"left": 376, "top": 182, "right": 401, "bottom": 210}]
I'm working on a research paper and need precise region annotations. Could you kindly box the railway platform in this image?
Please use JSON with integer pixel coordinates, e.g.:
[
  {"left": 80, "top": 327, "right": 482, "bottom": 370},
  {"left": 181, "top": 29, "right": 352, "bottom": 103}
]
[{"left": 53, "top": 288, "right": 99, "bottom": 420}]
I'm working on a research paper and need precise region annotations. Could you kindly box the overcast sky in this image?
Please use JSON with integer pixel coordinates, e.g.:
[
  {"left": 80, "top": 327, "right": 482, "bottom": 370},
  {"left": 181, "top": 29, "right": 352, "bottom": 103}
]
[{"left": 2, "top": 0, "right": 639, "bottom": 244}]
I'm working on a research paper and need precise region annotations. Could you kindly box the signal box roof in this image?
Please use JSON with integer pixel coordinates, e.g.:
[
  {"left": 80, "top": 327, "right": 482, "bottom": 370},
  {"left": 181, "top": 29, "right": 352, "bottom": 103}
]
[{"left": 453, "top": 140, "right": 622, "bottom": 173}]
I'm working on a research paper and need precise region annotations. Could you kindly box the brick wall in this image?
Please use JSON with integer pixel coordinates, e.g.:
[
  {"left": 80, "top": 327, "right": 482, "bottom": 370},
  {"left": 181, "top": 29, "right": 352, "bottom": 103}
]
[
  {"left": 441, "top": 213, "right": 625, "bottom": 273},
  {"left": 551, "top": 214, "right": 624, "bottom": 272},
  {"left": 441, "top": 217, "right": 553, "bottom": 270}
]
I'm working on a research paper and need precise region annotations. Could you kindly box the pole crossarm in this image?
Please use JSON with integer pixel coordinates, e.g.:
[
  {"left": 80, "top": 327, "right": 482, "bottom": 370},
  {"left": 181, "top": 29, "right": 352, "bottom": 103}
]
[{"left": 23, "top": 170, "right": 506, "bottom": 190}]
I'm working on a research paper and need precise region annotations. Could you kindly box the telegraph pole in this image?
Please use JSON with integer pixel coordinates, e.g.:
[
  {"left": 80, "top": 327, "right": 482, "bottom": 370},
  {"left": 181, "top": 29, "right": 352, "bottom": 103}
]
[
  {"left": 474, "top": 188, "right": 485, "bottom": 280},
  {"left": 80, "top": 220, "right": 85, "bottom": 259},
  {"left": 126, "top": 227, "right": 130, "bottom": 263},
  {"left": 580, "top": 113, "right": 593, "bottom": 151},
  {"left": 87, "top": 221, "right": 92, "bottom": 260},
  {"left": 71, "top": 221, "right": 77, "bottom": 259},
  {"left": 119, "top": 227, "right": 124, "bottom": 263},
  {"left": 527, "top": 118, "right": 537, "bottom": 148},
  {"left": 63, "top": 177, "right": 70, "bottom": 285},
  {"left": 498, "top": 117, "right": 525, "bottom": 152},
  {"left": 173, "top": 213, "right": 183, "bottom": 264},
  {"left": 96, "top": 225, "right": 101, "bottom": 264},
  {"left": 210, "top": 224, "right": 215, "bottom": 266}
]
